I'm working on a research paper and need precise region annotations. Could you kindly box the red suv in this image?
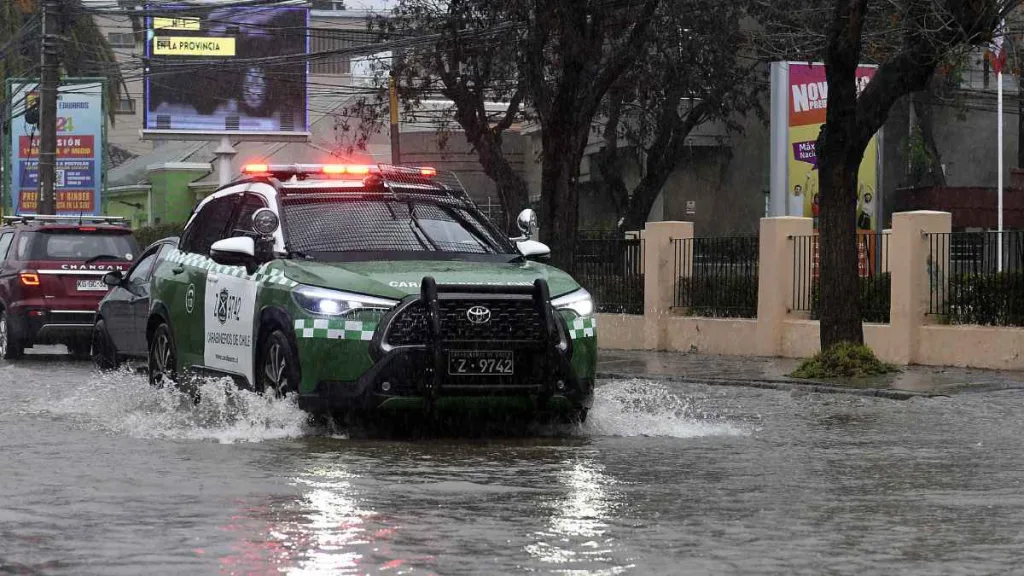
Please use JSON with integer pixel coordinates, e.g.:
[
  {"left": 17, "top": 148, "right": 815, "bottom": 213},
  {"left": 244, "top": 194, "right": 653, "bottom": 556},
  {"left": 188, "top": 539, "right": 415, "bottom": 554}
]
[{"left": 0, "top": 215, "right": 139, "bottom": 359}]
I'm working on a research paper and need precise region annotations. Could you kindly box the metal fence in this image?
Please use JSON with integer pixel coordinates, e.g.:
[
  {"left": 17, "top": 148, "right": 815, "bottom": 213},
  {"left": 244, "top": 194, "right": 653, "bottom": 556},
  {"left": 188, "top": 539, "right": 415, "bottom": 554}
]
[
  {"left": 791, "top": 232, "right": 891, "bottom": 323},
  {"left": 672, "top": 236, "right": 759, "bottom": 318},
  {"left": 927, "top": 231, "right": 1024, "bottom": 326},
  {"left": 571, "top": 235, "right": 645, "bottom": 314}
]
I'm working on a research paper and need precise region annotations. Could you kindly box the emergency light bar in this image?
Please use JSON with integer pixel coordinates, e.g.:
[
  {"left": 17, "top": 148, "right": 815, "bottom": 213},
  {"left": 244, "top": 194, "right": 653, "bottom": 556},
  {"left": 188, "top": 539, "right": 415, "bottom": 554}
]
[{"left": 241, "top": 163, "right": 438, "bottom": 179}]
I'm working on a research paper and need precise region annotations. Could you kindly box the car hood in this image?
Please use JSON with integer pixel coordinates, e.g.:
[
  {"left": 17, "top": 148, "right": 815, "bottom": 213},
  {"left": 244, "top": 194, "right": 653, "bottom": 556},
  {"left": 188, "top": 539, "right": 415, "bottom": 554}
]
[{"left": 275, "top": 259, "right": 581, "bottom": 300}]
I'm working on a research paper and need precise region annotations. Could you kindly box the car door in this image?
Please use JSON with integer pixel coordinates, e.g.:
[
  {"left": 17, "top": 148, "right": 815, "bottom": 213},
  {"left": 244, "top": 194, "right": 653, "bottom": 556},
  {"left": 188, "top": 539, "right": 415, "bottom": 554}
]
[
  {"left": 201, "top": 193, "right": 266, "bottom": 386},
  {"left": 170, "top": 194, "right": 240, "bottom": 369},
  {"left": 115, "top": 243, "right": 169, "bottom": 357}
]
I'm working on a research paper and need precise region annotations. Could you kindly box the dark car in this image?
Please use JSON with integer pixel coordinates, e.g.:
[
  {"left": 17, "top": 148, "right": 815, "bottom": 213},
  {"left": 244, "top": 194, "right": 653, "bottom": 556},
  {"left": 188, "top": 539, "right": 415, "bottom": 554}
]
[
  {"left": 91, "top": 237, "right": 178, "bottom": 369},
  {"left": 0, "top": 215, "right": 138, "bottom": 360}
]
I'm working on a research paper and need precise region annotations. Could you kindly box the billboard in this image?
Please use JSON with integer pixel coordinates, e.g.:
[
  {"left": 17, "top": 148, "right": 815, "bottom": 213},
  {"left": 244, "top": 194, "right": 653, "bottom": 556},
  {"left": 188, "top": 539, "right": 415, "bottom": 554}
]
[
  {"left": 4, "top": 78, "right": 106, "bottom": 215},
  {"left": 769, "top": 61, "right": 881, "bottom": 231},
  {"left": 143, "top": 5, "right": 309, "bottom": 136}
]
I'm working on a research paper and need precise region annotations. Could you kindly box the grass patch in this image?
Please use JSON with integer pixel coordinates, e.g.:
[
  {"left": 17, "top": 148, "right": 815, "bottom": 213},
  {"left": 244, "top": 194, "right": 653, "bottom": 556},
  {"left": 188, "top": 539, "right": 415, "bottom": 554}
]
[{"left": 791, "top": 342, "right": 899, "bottom": 380}]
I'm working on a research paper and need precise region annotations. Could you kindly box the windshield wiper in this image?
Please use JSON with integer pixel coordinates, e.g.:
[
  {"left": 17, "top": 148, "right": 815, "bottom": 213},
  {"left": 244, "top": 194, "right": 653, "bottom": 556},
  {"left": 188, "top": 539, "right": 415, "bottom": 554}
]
[
  {"left": 286, "top": 249, "right": 312, "bottom": 260},
  {"left": 84, "top": 254, "right": 122, "bottom": 265}
]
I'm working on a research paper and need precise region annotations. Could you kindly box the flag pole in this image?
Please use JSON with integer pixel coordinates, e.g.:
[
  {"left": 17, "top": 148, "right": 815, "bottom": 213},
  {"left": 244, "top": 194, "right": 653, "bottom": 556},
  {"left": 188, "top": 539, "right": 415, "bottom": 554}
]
[{"left": 998, "top": 69, "right": 1004, "bottom": 273}]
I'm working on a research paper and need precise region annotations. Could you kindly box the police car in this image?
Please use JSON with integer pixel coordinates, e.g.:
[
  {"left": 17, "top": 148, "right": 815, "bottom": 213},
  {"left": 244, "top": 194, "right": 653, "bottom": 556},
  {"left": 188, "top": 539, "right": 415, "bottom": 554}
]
[{"left": 146, "top": 163, "right": 596, "bottom": 422}]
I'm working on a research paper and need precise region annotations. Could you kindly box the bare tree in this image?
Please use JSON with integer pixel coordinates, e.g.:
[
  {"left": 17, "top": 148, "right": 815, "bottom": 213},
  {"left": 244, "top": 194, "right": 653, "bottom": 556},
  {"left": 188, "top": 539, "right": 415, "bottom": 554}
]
[{"left": 756, "top": 0, "right": 1011, "bottom": 348}]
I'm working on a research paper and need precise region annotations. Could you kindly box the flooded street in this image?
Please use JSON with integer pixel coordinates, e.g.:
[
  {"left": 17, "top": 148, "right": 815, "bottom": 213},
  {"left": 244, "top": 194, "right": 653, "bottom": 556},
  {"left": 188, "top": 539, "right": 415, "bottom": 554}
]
[{"left": 2, "top": 353, "right": 1024, "bottom": 575}]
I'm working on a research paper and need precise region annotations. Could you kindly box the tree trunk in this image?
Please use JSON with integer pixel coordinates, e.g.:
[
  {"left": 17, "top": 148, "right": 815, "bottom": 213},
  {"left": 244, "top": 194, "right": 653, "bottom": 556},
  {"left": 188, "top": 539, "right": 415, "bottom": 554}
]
[
  {"left": 817, "top": 128, "right": 864, "bottom": 347},
  {"left": 539, "top": 127, "right": 582, "bottom": 271},
  {"left": 471, "top": 134, "right": 530, "bottom": 234}
]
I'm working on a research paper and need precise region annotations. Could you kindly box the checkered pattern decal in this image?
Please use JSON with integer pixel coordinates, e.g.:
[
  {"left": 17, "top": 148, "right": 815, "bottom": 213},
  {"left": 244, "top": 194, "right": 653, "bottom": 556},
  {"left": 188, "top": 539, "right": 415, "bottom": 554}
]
[
  {"left": 167, "top": 249, "right": 298, "bottom": 287},
  {"left": 569, "top": 317, "right": 597, "bottom": 339},
  {"left": 294, "top": 318, "right": 377, "bottom": 341}
]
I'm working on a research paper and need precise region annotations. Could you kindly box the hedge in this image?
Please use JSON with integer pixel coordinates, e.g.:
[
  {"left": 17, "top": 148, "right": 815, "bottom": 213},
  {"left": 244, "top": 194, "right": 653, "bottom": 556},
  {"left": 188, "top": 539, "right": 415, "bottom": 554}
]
[
  {"left": 944, "top": 272, "right": 1024, "bottom": 326},
  {"left": 676, "top": 274, "right": 758, "bottom": 318},
  {"left": 133, "top": 222, "right": 185, "bottom": 248},
  {"left": 810, "top": 272, "right": 891, "bottom": 323}
]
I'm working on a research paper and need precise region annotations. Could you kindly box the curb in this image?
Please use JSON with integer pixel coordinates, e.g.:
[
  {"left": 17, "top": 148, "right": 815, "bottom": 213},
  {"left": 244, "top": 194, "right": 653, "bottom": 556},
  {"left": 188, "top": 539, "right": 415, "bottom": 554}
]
[{"left": 596, "top": 371, "right": 939, "bottom": 400}]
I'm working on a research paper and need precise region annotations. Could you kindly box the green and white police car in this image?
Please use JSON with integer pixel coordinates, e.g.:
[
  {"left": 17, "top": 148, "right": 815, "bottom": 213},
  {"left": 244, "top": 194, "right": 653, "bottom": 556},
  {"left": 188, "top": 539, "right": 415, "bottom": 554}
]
[{"left": 146, "top": 163, "right": 596, "bottom": 422}]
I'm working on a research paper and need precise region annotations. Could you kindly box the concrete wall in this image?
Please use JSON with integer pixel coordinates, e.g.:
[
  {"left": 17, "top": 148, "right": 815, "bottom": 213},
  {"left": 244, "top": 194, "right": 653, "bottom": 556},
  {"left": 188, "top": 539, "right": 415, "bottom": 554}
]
[
  {"left": 594, "top": 211, "right": 1024, "bottom": 371},
  {"left": 933, "top": 91, "right": 1019, "bottom": 189}
]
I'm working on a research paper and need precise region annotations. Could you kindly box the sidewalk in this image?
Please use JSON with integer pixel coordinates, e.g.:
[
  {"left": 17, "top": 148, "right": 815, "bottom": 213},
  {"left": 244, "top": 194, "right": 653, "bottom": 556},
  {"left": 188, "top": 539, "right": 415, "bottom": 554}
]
[{"left": 597, "top": 349, "right": 1024, "bottom": 398}]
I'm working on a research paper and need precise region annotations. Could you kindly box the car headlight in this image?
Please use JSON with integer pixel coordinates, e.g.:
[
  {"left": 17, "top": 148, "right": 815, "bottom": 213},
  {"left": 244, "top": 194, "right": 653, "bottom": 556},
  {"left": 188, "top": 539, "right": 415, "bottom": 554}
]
[
  {"left": 551, "top": 287, "right": 594, "bottom": 317},
  {"left": 292, "top": 285, "right": 399, "bottom": 316}
]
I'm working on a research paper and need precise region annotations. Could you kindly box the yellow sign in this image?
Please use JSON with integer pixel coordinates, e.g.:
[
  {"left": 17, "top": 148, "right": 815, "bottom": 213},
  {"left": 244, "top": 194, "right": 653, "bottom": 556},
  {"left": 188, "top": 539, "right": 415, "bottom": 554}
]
[
  {"left": 152, "top": 36, "right": 236, "bottom": 57},
  {"left": 153, "top": 17, "right": 201, "bottom": 30}
]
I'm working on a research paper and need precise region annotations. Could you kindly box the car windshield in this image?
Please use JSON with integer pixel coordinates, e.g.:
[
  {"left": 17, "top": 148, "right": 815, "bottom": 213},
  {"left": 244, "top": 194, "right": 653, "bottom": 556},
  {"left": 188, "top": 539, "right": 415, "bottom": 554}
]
[
  {"left": 280, "top": 195, "right": 516, "bottom": 256},
  {"left": 26, "top": 231, "right": 138, "bottom": 261}
]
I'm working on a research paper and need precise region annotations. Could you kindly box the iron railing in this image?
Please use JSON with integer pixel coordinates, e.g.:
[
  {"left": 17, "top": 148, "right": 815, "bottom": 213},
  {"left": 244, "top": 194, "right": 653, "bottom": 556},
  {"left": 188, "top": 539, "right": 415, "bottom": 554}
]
[
  {"left": 672, "top": 236, "right": 759, "bottom": 318},
  {"left": 571, "top": 235, "right": 644, "bottom": 314},
  {"left": 792, "top": 232, "right": 891, "bottom": 323},
  {"left": 927, "top": 231, "right": 1024, "bottom": 326}
]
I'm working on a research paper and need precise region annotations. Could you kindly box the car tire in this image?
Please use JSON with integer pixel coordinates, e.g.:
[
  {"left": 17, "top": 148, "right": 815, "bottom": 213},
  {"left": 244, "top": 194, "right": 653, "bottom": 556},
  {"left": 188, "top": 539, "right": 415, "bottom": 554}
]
[
  {"left": 0, "top": 310, "right": 24, "bottom": 360},
  {"left": 148, "top": 323, "right": 178, "bottom": 388},
  {"left": 257, "top": 328, "right": 299, "bottom": 399},
  {"left": 91, "top": 319, "right": 120, "bottom": 370}
]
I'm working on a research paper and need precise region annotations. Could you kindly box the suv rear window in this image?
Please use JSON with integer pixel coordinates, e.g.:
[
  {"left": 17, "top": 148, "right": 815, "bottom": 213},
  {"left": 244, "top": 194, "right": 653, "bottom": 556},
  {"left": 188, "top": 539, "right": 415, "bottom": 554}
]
[{"left": 20, "top": 230, "right": 139, "bottom": 261}]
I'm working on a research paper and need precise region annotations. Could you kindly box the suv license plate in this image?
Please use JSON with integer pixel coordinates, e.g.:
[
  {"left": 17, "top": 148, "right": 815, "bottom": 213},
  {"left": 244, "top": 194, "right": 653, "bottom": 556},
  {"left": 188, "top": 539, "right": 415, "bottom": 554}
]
[
  {"left": 448, "top": 350, "right": 514, "bottom": 375},
  {"left": 77, "top": 279, "right": 107, "bottom": 291}
]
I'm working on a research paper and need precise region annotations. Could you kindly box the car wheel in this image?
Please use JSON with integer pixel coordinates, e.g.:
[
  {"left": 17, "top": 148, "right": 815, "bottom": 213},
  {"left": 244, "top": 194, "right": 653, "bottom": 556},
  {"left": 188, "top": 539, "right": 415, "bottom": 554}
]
[
  {"left": 0, "top": 310, "right": 24, "bottom": 360},
  {"left": 91, "top": 319, "right": 120, "bottom": 370},
  {"left": 257, "top": 328, "right": 299, "bottom": 398},
  {"left": 148, "top": 323, "right": 178, "bottom": 388}
]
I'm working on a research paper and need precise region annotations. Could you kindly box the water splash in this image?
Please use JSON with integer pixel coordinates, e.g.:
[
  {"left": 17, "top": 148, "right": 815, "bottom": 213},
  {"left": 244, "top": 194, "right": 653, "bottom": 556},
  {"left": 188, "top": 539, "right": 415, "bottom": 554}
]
[
  {"left": 42, "top": 367, "right": 311, "bottom": 444},
  {"left": 584, "top": 378, "right": 750, "bottom": 438}
]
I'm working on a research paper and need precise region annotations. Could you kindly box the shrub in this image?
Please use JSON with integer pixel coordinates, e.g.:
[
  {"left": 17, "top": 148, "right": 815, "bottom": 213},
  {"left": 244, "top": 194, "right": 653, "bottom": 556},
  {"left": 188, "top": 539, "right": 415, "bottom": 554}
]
[
  {"left": 945, "top": 272, "right": 1024, "bottom": 326},
  {"left": 133, "top": 222, "right": 185, "bottom": 248},
  {"left": 676, "top": 274, "right": 758, "bottom": 318},
  {"left": 791, "top": 342, "right": 898, "bottom": 379},
  {"left": 810, "top": 272, "right": 891, "bottom": 323}
]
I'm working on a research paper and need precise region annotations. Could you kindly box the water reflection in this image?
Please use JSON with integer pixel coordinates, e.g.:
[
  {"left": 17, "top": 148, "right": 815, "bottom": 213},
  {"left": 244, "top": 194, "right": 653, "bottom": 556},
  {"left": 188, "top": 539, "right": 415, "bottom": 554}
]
[{"left": 526, "top": 455, "right": 631, "bottom": 574}]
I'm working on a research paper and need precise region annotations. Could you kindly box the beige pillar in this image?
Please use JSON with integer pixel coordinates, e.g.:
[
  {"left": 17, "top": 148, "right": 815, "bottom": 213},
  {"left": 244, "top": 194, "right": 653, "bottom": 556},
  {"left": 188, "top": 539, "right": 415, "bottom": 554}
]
[
  {"left": 642, "top": 221, "right": 693, "bottom": 349},
  {"left": 889, "top": 211, "right": 951, "bottom": 364},
  {"left": 755, "top": 217, "right": 814, "bottom": 356}
]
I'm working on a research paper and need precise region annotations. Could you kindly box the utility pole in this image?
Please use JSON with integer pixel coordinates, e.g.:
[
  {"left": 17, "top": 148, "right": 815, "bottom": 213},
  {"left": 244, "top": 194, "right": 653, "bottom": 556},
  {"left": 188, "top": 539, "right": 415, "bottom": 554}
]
[
  {"left": 389, "top": 50, "right": 402, "bottom": 166},
  {"left": 38, "top": 0, "right": 60, "bottom": 215}
]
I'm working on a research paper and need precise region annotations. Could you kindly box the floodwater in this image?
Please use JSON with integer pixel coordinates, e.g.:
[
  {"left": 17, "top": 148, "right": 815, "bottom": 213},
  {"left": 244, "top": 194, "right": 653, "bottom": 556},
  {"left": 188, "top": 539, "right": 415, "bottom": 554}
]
[{"left": 2, "top": 352, "right": 1024, "bottom": 575}]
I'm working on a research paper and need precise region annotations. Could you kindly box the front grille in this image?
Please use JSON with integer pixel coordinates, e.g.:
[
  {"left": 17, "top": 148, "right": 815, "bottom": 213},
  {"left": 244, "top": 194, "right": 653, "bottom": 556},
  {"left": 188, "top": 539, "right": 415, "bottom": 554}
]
[{"left": 386, "top": 299, "right": 545, "bottom": 345}]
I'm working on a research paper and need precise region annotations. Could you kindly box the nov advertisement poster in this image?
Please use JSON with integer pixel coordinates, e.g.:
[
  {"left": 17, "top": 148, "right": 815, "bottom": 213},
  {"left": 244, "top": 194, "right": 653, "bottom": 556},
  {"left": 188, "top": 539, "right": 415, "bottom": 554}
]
[
  {"left": 4, "top": 79, "right": 105, "bottom": 215},
  {"left": 143, "top": 5, "right": 308, "bottom": 134},
  {"left": 786, "top": 62, "right": 879, "bottom": 231}
]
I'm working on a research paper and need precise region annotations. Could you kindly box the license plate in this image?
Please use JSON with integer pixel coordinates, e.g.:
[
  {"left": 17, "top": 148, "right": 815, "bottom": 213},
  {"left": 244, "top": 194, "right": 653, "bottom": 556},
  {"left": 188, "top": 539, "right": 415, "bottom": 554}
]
[
  {"left": 77, "top": 279, "right": 107, "bottom": 291},
  {"left": 448, "top": 350, "right": 514, "bottom": 375}
]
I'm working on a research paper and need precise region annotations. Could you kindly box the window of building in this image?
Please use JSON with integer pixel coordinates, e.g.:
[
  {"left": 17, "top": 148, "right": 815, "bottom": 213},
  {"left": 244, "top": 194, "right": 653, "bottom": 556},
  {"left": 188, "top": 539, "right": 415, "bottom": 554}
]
[
  {"left": 107, "top": 32, "right": 135, "bottom": 48},
  {"left": 115, "top": 98, "right": 136, "bottom": 115},
  {"left": 309, "top": 29, "right": 374, "bottom": 75}
]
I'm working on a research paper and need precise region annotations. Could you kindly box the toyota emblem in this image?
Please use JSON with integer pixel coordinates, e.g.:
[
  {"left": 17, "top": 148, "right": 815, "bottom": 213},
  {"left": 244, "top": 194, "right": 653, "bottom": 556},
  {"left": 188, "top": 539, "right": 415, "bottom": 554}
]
[{"left": 467, "top": 305, "right": 491, "bottom": 325}]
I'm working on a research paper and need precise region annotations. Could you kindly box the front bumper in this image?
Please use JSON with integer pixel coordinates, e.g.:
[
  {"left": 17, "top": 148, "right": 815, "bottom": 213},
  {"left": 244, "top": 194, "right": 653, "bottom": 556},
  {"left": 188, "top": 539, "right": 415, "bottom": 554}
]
[{"left": 296, "top": 277, "right": 595, "bottom": 417}]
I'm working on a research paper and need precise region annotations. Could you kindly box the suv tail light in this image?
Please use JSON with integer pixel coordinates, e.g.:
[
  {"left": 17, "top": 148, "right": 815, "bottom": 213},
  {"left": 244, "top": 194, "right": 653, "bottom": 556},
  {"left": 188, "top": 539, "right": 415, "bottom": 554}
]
[{"left": 19, "top": 271, "right": 40, "bottom": 286}]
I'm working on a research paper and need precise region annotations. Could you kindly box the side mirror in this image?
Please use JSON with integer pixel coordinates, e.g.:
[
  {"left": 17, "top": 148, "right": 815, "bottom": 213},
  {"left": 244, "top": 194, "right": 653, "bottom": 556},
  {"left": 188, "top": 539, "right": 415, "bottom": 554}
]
[
  {"left": 210, "top": 237, "right": 257, "bottom": 273},
  {"left": 102, "top": 270, "right": 123, "bottom": 287},
  {"left": 516, "top": 239, "right": 551, "bottom": 260},
  {"left": 515, "top": 208, "right": 538, "bottom": 240}
]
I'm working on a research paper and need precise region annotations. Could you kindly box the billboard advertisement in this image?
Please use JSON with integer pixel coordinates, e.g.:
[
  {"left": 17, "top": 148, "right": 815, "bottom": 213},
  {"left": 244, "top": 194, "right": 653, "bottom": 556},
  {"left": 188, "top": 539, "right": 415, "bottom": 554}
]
[
  {"left": 769, "top": 61, "right": 881, "bottom": 231},
  {"left": 143, "top": 5, "right": 308, "bottom": 135},
  {"left": 4, "top": 79, "right": 106, "bottom": 215}
]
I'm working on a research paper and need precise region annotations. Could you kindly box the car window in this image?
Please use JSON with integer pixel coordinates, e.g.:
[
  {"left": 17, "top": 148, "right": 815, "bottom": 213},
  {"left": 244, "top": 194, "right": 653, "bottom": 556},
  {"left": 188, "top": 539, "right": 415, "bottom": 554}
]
[
  {"left": 0, "top": 233, "right": 13, "bottom": 261},
  {"left": 229, "top": 194, "right": 268, "bottom": 239},
  {"left": 126, "top": 247, "right": 162, "bottom": 283},
  {"left": 15, "top": 233, "right": 33, "bottom": 260},
  {"left": 182, "top": 196, "right": 237, "bottom": 255},
  {"left": 38, "top": 232, "right": 136, "bottom": 261}
]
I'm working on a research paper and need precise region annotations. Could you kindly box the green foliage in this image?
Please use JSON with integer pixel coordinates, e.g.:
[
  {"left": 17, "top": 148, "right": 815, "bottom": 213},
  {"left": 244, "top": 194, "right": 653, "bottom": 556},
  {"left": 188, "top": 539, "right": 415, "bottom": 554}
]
[
  {"left": 902, "top": 125, "right": 937, "bottom": 184},
  {"left": 810, "top": 273, "right": 891, "bottom": 323},
  {"left": 945, "top": 272, "right": 1024, "bottom": 326},
  {"left": 133, "top": 222, "right": 184, "bottom": 249},
  {"left": 677, "top": 275, "right": 758, "bottom": 318},
  {"left": 791, "top": 342, "right": 898, "bottom": 379}
]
